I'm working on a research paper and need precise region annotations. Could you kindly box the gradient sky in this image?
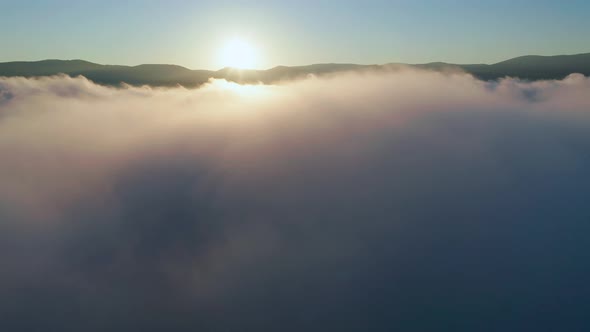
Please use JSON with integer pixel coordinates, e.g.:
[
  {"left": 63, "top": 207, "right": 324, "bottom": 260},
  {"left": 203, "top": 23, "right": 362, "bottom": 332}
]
[{"left": 1, "top": 0, "right": 589, "bottom": 69}]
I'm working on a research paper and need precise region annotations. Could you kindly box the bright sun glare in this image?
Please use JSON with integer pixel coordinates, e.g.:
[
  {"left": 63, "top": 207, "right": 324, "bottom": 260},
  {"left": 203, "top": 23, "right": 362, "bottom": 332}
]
[{"left": 218, "top": 38, "right": 260, "bottom": 69}]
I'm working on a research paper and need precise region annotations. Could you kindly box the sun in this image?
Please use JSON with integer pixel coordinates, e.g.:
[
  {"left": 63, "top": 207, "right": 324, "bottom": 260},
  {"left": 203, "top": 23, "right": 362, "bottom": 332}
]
[{"left": 218, "top": 38, "right": 260, "bottom": 69}]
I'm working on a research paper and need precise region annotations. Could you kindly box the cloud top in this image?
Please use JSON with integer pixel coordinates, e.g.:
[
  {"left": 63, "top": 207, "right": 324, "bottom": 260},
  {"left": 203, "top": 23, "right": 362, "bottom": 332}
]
[{"left": 1, "top": 71, "right": 590, "bottom": 331}]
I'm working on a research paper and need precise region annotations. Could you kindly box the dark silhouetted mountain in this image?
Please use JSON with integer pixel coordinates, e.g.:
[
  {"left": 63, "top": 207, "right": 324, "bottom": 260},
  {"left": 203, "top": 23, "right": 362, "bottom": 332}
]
[
  {"left": 0, "top": 59, "right": 104, "bottom": 76},
  {"left": 473, "top": 53, "right": 590, "bottom": 80},
  {"left": 0, "top": 53, "right": 589, "bottom": 87}
]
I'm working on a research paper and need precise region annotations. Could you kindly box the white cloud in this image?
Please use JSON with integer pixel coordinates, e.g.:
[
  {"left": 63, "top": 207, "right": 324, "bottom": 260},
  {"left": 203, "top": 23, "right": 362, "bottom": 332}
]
[{"left": 1, "top": 70, "right": 589, "bottom": 331}]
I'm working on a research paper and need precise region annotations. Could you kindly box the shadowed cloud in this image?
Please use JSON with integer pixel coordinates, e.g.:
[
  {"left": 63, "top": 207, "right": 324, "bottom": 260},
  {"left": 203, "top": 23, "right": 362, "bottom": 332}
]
[{"left": 1, "top": 70, "right": 590, "bottom": 331}]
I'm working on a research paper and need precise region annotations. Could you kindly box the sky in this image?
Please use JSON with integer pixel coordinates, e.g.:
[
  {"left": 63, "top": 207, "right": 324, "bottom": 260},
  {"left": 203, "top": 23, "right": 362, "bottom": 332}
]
[{"left": 1, "top": 0, "right": 589, "bottom": 69}]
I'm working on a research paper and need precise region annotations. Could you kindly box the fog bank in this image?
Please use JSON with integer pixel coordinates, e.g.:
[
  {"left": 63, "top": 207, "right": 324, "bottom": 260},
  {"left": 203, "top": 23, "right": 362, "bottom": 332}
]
[{"left": 1, "top": 70, "right": 590, "bottom": 331}]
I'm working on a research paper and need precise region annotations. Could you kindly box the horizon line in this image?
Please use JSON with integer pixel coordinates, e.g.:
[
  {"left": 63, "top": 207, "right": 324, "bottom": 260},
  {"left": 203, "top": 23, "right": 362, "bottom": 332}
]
[{"left": 1, "top": 51, "right": 589, "bottom": 72}]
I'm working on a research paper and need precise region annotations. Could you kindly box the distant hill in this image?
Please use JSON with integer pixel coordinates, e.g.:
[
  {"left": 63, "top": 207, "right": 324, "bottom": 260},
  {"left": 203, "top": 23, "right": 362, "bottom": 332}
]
[{"left": 0, "top": 53, "right": 589, "bottom": 87}]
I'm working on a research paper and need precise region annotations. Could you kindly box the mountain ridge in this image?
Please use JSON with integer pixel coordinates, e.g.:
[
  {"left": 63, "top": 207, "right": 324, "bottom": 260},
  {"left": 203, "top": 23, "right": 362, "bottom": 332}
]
[{"left": 1, "top": 53, "right": 589, "bottom": 87}]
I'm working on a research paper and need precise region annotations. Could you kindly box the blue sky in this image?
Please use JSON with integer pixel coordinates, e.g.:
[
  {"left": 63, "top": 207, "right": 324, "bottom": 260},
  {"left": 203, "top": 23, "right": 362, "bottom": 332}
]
[{"left": 1, "top": 0, "right": 589, "bottom": 69}]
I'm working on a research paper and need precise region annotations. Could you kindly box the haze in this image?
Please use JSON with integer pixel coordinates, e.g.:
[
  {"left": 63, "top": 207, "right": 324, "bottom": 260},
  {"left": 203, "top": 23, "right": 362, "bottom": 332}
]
[{"left": 2, "top": 0, "right": 590, "bottom": 68}]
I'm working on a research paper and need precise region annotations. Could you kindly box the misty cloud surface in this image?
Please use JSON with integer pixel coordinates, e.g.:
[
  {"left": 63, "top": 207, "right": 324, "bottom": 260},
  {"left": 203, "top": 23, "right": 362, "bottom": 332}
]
[{"left": 1, "top": 70, "right": 590, "bottom": 331}]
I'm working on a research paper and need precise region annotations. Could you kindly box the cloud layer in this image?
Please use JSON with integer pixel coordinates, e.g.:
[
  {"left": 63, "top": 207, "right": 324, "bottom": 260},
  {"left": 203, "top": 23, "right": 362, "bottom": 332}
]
[{"left": 1, "top": 71, "right": 590, "bottom": 331}]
